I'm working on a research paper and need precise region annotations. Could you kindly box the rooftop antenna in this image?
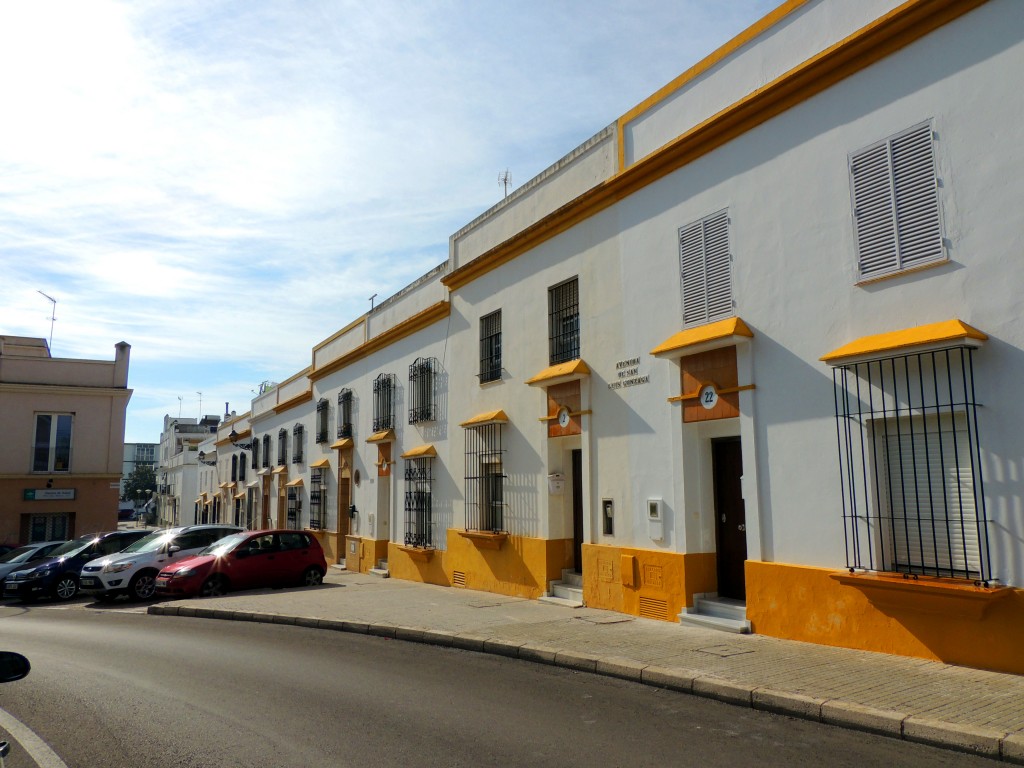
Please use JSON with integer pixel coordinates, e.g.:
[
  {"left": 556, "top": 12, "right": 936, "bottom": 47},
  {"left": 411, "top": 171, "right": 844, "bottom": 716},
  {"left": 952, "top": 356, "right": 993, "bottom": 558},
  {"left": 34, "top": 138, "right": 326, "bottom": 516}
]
[
  {"left": 369, "top": 293, "right": 377, "bottom": 311},
  {"left": 197, "top": 391, "right": 203, "bottom": 417},
  {"left": 499, "top": 169, "right": 512, "bottom": 198},
  {"left": 37, "top": 290, "right": 57, "bottom": 352},
  {"left": 177, "top": 396, "right": 183, "bottom": 418}
]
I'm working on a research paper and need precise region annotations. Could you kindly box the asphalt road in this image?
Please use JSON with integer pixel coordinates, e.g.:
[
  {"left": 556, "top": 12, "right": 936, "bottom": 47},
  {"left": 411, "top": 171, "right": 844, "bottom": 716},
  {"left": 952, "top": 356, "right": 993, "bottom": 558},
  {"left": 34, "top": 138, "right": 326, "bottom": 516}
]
[{"left": 0, "top": 600, "right": 996, "bottom": 768}]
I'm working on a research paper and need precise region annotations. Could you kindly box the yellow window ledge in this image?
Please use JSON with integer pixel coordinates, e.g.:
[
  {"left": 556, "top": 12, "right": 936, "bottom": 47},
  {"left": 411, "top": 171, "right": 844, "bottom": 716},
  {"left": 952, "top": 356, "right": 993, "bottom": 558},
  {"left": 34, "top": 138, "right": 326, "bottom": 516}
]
[
  {"left": 651, "top": 317, "right": 753, "bottom": 359},
  {"left": 395, "top": 545, "right": 436, "bottom": 562},
  {"left": 525, "top": 359, "right": 590, "bottom": 387},
  {"left": 457, "top": 530, "right": 508, "bottom": 550},
  {"left": 821, "top": 319, "right": 986, "bottom": 365},
  {"left": 830, "top": 571, "right": 1011, "bottom": 620}
]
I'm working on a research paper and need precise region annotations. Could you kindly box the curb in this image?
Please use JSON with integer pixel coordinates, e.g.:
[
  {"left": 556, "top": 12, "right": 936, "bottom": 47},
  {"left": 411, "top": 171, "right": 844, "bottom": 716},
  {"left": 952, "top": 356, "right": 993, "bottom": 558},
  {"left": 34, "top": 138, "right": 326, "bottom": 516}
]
[{"left": 147, "top": 605, "right": 1024, "bottom": 763}]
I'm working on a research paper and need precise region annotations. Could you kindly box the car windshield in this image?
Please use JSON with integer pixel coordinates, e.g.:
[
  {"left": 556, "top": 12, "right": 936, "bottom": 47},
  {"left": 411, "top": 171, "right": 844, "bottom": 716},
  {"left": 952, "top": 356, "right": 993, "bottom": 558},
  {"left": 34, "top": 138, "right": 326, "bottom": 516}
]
[
  {"left": 118, "top": 531, "right": 176, "bottom": 554},
  {"left": 47, "top": 536, "right": 98, "bottom": 558},
  {"left": 0, "top": 546, "right": 48, "bottom": 565},
  {"left": 199, "top": 533, "right": 248, "bottom": 556}
]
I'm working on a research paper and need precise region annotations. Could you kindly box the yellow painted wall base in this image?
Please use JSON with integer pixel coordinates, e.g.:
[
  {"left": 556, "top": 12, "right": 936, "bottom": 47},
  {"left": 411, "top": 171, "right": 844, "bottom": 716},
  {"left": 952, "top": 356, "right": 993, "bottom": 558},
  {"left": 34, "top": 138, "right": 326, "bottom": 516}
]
[
  {"left": 307, "top": 529, "right": 343, "bottom": 564},
  {"left": 582, "top": 544, "right": 717, "bottom": 622},
  {"left": 343, "top": 536, "right": 389, "bottom": 574},
  {"left": 388, "top": 543, "right": 449, "bottom": 586},
  {"left": 747, "top": 561, "right": 1024, "bottom": 675}
]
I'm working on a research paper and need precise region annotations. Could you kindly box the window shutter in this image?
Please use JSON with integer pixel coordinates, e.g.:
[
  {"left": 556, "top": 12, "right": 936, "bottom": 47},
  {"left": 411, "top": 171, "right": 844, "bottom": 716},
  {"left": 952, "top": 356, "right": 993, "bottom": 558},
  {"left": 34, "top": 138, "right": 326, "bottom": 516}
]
[
  {"left": 680, "top": 209, "right": 731, "bottom": 328},
  {"left": 851, "top": 122, "right": 941, "bottom": 280}
]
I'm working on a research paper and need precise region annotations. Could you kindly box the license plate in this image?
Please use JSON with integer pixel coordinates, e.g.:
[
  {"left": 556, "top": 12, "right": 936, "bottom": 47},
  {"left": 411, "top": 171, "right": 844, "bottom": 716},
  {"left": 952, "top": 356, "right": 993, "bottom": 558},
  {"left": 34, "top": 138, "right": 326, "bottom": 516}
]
[
  {"left": 155, "top": 577, "right": 169, "bottom": 587},
  {"left": 80, "top": 578, "right": 97, "bottom": 587}
]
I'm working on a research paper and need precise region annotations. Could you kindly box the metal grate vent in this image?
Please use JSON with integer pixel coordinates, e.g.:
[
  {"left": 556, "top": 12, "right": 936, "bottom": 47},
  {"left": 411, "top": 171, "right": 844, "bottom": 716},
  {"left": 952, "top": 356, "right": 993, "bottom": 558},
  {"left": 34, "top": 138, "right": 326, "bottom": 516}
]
[
  {"left": 452, "top": 570, "right": 467, "bottom": 588},
  {"left": 638, "top": 596, "right": 668, "bottom": 621}
]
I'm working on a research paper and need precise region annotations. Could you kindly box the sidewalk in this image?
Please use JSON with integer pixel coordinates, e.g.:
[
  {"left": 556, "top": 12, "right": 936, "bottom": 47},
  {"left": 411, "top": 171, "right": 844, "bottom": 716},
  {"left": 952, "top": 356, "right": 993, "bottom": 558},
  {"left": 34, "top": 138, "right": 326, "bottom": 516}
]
[{"left": 148, "top": 568, "right": 1024, "bottom": 763}]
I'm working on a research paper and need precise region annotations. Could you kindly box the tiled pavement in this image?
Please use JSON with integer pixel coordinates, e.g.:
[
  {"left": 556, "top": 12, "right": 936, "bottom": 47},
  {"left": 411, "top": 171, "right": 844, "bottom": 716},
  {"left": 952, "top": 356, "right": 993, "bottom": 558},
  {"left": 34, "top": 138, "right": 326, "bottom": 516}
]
[{"left": 148, "top": 568, "right": 1024, "bottom": 763}]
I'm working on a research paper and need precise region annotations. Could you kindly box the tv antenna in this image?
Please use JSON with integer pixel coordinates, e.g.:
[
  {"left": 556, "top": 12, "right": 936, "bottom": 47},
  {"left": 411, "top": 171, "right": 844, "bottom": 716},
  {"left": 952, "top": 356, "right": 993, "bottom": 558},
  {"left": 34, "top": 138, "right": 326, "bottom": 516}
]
[
  {"left": 177, "top": 396, "right": 183, "bottom": 417},
  {"left": 369, "top": 293, "right": 378, "bottom": 310},
  {"left": 498, "top": 169, "right": 512, "bottom": 198},
  {"left": 37, "top": 290, "right": 57, "bottom": 352},
  {"left": 197, "top": 391, "right": 203, "bottom": 416}
]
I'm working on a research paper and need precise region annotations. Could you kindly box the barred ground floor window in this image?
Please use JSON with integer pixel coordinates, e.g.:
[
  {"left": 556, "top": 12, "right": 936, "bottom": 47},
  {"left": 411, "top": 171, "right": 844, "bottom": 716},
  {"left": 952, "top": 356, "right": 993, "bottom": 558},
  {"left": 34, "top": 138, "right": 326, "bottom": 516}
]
[
  {"left": 404, "top": 457, "right": 433, "bottom": 547},
  {"left": 27, "top": 513, "right": 70, "bottom": 542},
  {"left": 464, "top": 421, "right": 506, "bottom": 533}
]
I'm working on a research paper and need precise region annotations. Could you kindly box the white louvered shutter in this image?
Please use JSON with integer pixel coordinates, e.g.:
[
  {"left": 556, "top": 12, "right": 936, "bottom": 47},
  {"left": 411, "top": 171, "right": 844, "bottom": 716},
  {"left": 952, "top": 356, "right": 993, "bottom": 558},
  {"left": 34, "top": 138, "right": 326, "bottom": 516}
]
[
  {"left": 851, "top": 121, "right": 942, "bottom": 280},
  {"left": 679, "top": 209, "right": 731, "bottom": 327}
]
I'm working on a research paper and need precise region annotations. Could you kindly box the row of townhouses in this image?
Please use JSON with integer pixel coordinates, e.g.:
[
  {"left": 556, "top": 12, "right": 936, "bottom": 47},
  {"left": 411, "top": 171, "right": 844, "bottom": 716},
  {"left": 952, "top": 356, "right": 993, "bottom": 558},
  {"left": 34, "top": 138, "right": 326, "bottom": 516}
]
[{"left": 155, "top": 0, "right": 1024, "bottom": 675}]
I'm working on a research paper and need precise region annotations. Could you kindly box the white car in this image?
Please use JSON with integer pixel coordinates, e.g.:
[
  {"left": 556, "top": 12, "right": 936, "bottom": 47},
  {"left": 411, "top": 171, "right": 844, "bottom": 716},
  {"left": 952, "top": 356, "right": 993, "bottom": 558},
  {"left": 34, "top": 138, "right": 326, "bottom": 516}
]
[{"left": 79, "top": 525, "right": 241, "bottom": 601}]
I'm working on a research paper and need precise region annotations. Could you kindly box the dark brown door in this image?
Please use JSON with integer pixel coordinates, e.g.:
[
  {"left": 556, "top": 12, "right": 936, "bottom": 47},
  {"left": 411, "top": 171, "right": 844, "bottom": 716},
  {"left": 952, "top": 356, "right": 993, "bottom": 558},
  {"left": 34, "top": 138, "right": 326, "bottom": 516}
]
[
  {"left": 571, "top": 449, "right": 583, "bottom": 573},
  {"left": 712, "top": 438, "right": 747, "bottom": 600}
]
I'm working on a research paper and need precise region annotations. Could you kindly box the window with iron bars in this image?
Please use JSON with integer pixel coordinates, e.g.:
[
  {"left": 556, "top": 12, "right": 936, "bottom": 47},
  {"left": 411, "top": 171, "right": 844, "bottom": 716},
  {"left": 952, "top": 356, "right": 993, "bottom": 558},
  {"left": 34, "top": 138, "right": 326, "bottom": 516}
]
[
  {"left": 337, "top": 389, "right": 353, "bottom": 439},
  {"left": 238, "top": 454, "right": 246, "bottom": 483},
  {"left": 287, "top": 487, "right": 301, "bottom": 530},
  {"left": 292, "top": 424, "right": 304, "bottom": 464},
  {"left": 245, "top": 488, "right": 258, "bottom": 530},
  {"left": 277, "top": 429, "right": 287, "bottom": 466},
  {"left": 231, "top": 455, "right": 238, "bottom": 482},
  {"left": 548, "top": 278, "right": 580, "bottom": 365},
  {"left": 316, "top": 398, "right": 329, "bottom": 443},
  {"left": 408, "top": 357, "right": 436, "bottom": 424},
  {"left": 233, "top": 496, "right": 242, "bottom": 527},
  {"left": 831, "top": 345, "right": 992, "bottom": 583},
  {"left": 308, "top": 469, "right": 325, "bottom": 530},
  {"left": 479, "top": 310, "right": 502, "bottom": 383},
  {"left": 373, "top": 373, "right": 396, "bottom": 432},
  {"left": 262, "top": 435, "right": 271, "bottom": 468},
  {"left": 251, "top": 439, "right": 259, "bottom": 471},
  {"left": 464, "top": 422, "right": 505, "bottom": 533},
  {"left": 404, "top": 457, "right": 433, "bottom": 547}
]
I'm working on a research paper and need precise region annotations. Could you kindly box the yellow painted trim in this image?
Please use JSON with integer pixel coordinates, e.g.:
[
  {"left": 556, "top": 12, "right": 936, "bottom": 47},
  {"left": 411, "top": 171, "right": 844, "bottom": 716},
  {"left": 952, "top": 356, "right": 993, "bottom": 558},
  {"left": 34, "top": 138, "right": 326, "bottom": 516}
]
[
  {"left": 617, "top": 0, "right": 811, "bottom": 171},
  {"left": 309, "top": 458, "right": 331, "bottom": 468},
  {"left": 539, "top": 409, "right": 592, "bottom": 422},
  {"left": 442, "top": 0, "right": 989, "bottom": 293},
  {"left": 669, "top": 383, "right": 755, "bottom": 403},
  {"left": 218, "top": 482, "right": 229, "bottom": 489},
  {"left": 285, "top": 477, "right": 303, "bottom": 487},
  {"left": 233, "top": 491, "right": 245, "bottom": 500},
  {"left": 820, "top": 319, "right": 987, "bottom": 363},
  {"left": 400, "top": 444, "right": 437, "bottom": 459},
  {"left": 272, "top": 466, "right": 287, "bottom": 475},
  {"left": 459, "top": 409, "right": 509, "bottom": 428},
  {"left": 365, "top": 429, "right": 395, "bottom": 444},
  {"left": 273, "top": 389, "right": 313, "bottom": 414},
  {"left": 310, "top": 301, "right": 451, "bottom": 382},
  {"left": 330, "top": 438, "right": 353, "bottom": 450},
  {"left": 525, "top": 358, "right": 591, "bottom": 387},
  {"left": 193, "top": 497, "right": 202, "bottom": 504},
  {"left": 312, "top": 315, "right": 366, "bottom": 355},
  {"left": 246, "top": 480, "right": 260, "bottom": 488},
  {"left": 651, "top": 317, "right": 754, "bottom": 358}
]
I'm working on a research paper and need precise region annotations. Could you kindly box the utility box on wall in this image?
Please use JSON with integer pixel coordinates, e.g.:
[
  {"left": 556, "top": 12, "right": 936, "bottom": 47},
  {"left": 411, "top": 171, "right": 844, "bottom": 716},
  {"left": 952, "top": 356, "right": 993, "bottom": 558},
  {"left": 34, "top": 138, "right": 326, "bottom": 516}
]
[
  {"left": 647, "top": 498, "right": 664, "bottom": 541},
  {"left": 547, "top": 473, "right": 565, "bottom": 495}
]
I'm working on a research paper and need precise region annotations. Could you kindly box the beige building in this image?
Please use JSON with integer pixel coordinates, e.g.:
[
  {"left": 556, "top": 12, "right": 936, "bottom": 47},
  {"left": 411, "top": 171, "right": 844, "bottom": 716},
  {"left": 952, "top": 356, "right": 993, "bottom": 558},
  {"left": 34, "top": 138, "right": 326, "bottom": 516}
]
[{"left": 0, "top": 336, "right": 132, "bottom": 546}]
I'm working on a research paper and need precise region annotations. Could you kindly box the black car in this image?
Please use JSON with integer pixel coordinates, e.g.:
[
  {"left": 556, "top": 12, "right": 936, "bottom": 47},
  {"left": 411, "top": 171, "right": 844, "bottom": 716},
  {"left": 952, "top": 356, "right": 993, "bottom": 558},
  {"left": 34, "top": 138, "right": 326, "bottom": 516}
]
[{"left": 3, "top": 530, "right": 153, "bottom": 602}]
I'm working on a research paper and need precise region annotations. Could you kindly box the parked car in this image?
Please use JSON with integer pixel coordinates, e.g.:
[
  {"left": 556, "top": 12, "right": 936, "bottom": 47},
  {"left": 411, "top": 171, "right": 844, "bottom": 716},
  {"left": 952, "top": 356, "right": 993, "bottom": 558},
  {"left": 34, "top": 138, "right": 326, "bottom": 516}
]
[
  {"left": 0, "top": 541, "right": 67, "bottom": 590},
  {"left": 79, "top": 525, "right": 241, "bottom": 601},
  {"left": 155, "top": 530, "right": 327, "bottom": 598},
  {"left": 3, "top": 530, "right": 153, "bottom": 602}
]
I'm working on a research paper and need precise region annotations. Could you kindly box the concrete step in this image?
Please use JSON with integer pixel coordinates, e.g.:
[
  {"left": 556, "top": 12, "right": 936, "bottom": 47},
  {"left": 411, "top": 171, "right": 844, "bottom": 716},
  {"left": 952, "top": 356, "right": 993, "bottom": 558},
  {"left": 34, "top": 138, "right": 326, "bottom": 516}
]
[
  {"left": 369, "top": 560, "right": 389, "bottom": 578},
  {"left": 540, "top": 580, "right": 583, "bottom": 608},
  {"left": 538, "top": 594, "right": 584, "bottom": 609},
  {"left": 678, "top": 597, "right": 751, "bottom": 633},
  {"left": 560, "top": 569, "right": 583, "bottom": 588}
]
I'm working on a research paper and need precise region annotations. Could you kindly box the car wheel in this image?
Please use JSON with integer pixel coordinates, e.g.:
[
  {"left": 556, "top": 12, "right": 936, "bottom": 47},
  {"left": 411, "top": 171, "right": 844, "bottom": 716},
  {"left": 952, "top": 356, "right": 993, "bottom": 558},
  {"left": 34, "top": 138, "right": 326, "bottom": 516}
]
[
  {"left": 128, "top": 572, "right": 158, "bottom": 601},
  {"left": 54, "top": 575, "right": 78, "bottom": 601},
  {"left": 200, "top": 575, "right": 227, "bottom": 598},
  {"left": 301, "top": 566, "right": 324, "bottom": 587}
]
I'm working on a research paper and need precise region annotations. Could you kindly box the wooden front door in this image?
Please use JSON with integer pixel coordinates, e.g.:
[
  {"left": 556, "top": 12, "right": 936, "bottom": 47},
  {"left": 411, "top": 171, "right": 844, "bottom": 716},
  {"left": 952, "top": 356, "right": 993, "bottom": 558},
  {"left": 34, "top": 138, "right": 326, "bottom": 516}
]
[
  {"left": 571, "top": 449, "right": 583, "bottom": 573},
  {"left": 712, "top": 438, "right": 747, "bottom": 600}
]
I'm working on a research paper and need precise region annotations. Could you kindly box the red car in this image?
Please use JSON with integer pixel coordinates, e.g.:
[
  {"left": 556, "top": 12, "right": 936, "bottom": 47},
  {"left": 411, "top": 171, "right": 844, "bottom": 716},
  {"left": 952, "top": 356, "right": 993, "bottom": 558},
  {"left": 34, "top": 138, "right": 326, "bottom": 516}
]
[{"left": 154, "top": 530, "right": 327, "bottom": 598}]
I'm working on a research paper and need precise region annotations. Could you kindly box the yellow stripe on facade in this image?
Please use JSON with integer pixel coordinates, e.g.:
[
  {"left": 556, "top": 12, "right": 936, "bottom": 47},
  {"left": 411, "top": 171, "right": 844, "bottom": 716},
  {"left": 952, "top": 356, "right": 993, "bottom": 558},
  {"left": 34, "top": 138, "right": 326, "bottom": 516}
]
[
  {"left": 651, "top": 317, "right": 753, "bottom": 358},
  {"left": 821, "top": 319, "right": 987, "bottom": 364},
  {"left": 459, "top": 409, "right": 508, "bottom": 428}
]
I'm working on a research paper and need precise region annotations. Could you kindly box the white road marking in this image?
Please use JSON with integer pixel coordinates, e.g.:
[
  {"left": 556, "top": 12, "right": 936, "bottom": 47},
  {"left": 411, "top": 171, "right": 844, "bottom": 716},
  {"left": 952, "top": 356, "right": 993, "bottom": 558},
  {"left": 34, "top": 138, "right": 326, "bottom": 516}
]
[{"left": 0, "top": 706, "right": 70, "bottom": 768}]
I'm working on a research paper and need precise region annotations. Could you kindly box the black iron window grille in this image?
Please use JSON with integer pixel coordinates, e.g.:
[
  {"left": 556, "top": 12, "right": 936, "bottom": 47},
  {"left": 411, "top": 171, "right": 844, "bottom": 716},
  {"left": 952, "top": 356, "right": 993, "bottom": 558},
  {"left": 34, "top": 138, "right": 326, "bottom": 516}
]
[
  {"left": 404, "top": 457, "right": 433, "bottom": 547},
  {"left": 373, "top": 373, "right": 396, "bottom": 432},
  {"left": 231, "top": 455, "right": 238, "bottom": 482},
  {"left": 337, "top": 389, "right": 353, "bottom": 439},
  {"left": 287, "top": 488, "right": 301, "bottom": 530},
  {"left": 408, "top": 357, "right": 437, "bottom": 424},
  {"left": 233, "top": 497, "right": 242, "bottom": 527},
  {"left": 262, "top": 435, "right": 271, "bottom": 468},
  {"left": 548, "top": 278, "right": 580, "bottom": 365},
  {"left": 245, "top": 489, "right": 257, "bottom": 530},
  {"left": 464, "top": 422, "right": 506, "bottom": 533},
  {"left": 316, "top": 398, "right": 330, "bottom": 443},
  {"left": 277, "top": 429, "right": 287, "bottom": 466},
  {"left": 238, "top": 456, "right": 246, "bottom": 482},
  {"left": 832, "top": 346, "right": 991, "bottom": 583},
  {"left": 251, "top": 439, "right": 259, "bottom": 470},
  {"left": 479, "top": 310, "right": 502, "bottom": 383},
  {"left": 308, "top": 469, "right": 325, "bottom": 530},
  {"left": 292, "top": 424, "right": 304, "bottom": 464}
]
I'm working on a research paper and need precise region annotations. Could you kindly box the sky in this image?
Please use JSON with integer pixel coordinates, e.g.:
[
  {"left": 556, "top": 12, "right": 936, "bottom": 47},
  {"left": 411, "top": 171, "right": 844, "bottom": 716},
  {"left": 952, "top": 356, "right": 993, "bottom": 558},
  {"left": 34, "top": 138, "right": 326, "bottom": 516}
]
[{"left": 0, "top": 0, "right": 776, "bottom": 443}]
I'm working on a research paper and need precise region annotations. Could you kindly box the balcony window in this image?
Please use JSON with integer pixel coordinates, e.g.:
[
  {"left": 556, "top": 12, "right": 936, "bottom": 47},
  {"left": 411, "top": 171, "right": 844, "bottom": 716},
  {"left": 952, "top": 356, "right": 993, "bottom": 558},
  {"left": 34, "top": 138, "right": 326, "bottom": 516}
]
[
  {"left": 373, "top": 373, "right": 396, "bottom": 432},
  {"left": 292, "top": 424, "right": 304, "bottom": 464},
  {"left": 316, "top": 398, "right": 329, "bottom": 444},
  {"left": 479, "top": 310, "right": 502, "bottom": 383},
  {"left": 408, "top": 357, "right": 437, "bottom": 424},
  {"left": 337, "top": 389, "right": 353, "bottom": 439}
]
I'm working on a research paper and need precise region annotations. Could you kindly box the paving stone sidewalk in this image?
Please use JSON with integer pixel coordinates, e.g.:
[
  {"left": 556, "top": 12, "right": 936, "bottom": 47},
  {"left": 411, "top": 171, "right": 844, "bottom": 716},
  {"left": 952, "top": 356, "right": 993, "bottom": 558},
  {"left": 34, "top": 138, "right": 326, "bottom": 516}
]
[{"left": 147, "top": 568, "right": 1024, "bottom": 763}]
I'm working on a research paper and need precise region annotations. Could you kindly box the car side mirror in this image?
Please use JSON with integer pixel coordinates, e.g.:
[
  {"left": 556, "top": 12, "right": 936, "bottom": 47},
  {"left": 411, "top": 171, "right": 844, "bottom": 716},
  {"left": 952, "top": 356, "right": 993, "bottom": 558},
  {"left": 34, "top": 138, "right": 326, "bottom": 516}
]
[
  {"left": 0, "top": 652, "right": 30, "bottom": 683},
  {"left": 167, "top": 545, "right": 181, "bottom": 555}
]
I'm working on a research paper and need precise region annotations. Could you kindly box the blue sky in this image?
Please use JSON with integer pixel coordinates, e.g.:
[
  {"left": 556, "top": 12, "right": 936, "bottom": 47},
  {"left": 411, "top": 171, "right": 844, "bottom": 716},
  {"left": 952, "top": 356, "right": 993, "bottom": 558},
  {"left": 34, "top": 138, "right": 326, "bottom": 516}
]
[{"left": 0, "top": 0, "right": 776, "bottom": 443}]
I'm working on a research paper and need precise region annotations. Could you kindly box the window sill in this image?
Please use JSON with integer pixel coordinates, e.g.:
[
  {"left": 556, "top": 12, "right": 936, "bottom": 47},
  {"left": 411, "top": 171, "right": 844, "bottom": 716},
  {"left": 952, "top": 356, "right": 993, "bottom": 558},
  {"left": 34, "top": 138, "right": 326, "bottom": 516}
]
[
  {"left": 396, "top": 545, "right": 435, "bottom": 562},
  {"left": 457, "top": 530, "right": 507, "bottom": 550},
  {"left": 831, "top": 571, "right": 1011, "bottom": 620}
]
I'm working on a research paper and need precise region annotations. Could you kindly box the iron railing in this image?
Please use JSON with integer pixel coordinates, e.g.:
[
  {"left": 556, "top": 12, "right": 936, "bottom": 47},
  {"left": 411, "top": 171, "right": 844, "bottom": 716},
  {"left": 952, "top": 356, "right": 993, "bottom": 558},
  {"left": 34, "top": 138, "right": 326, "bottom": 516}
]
[
  {"left": 373, "top": 373, "right": 396, "bottom": 432},
  {"left": 404, "top": 458, "right": 433, "bottom": 547},
  {"left": 548, "top": 278, "right": 580, "bottom": 365},
  {"left": 408, "top": 357, "right": 436, "bottom": 424},
  {"left": 479, "top": 310, "right": 502, "bottom": 382},
  {"left": 464, "top": 422, "right": 506, "bottom": 532},
  {"left": 308, "top": 469, "right": 325, "bottom": 530},
  {"left": 337, "top": 389, "right": 353, "bottom": 438}
]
